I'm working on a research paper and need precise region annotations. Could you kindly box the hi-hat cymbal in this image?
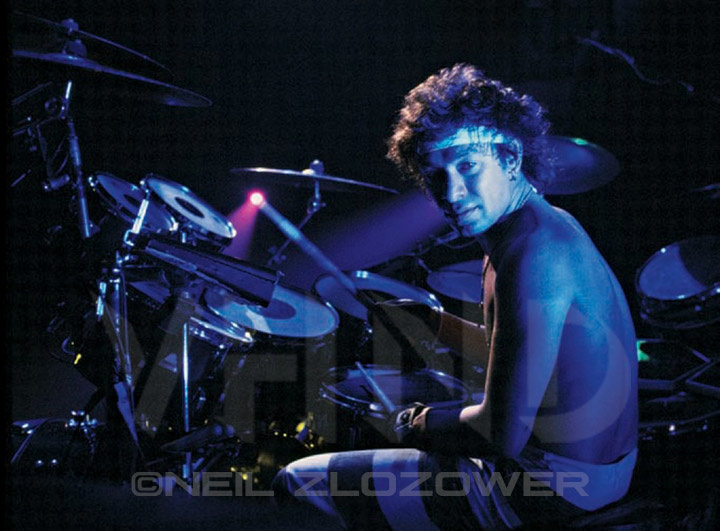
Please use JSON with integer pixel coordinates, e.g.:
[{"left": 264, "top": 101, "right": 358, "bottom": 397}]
[
  {"left": 230, "top": 167, "right": 398, "bottom": 195},
  {"left": 13, "top": 11, "right": 170, "bottom": 77},
  {"left": 543, "top": 136, "right": 620, "bottom": 195},
  {"left": 12, "top": 50, "right": 212, "bottom": 107}
]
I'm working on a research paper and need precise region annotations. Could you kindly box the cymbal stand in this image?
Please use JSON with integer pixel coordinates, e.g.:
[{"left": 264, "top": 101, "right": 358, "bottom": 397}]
[
  {"left": 266, "top": 160, "right": 326, "bottom": 267},
  {"left": 62, "top": 80, "right": 99, "bottom": 239}
]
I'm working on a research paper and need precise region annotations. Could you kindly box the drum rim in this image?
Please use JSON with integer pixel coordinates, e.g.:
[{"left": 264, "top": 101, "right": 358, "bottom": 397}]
[
  {"left": 639, "top": 394, "right": 720, "bottom": 432},
  {"left": 188, "top": 314, "right": 254, "bottom": 345}
]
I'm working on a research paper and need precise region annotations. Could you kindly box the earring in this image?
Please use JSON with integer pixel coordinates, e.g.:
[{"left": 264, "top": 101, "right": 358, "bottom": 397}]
[{"left": 509, "top": 168, "right": 518, "bottom": 181}]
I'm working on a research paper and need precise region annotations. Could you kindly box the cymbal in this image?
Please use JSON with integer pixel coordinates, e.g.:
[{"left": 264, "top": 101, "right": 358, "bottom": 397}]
[
  {"left": 12, "top": 50, "right": 212, "bottom": 107},
  {"left": 426, "top": 260, "right": 484, "bottom": 303},
  {"left": 230, "top": 167, "right": 398, "bottom": 195},
  {"left": 13, "top": 11, "right": 170, "bottom": 77},
  {"left": 543, "top": 136, "right": 620, "bottom": 195}
]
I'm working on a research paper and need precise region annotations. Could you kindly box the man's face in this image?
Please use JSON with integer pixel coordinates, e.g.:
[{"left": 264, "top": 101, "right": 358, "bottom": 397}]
[{"left": 420, "top": 133, "right": 516, "bottom": 237}]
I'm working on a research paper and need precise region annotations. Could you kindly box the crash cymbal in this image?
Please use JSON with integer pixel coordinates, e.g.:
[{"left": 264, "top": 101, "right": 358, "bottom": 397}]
[
  {"left": 230, "top": 167, "right": 398, "bottom": 195},
  {"left": 543, "top": 136, "right": 620, "bottom": 195},
  {"left": 12, "top": 50, "right": 211, "bottom": 107},
  {"left": 13, "top": 11, "right": 170, "bottom": 77},
  {"left": 426, "top": 260, "right": 484, "bottom": 303}
]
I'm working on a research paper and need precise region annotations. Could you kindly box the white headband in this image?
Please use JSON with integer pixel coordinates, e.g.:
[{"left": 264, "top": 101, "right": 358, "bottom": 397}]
[{"left": 419, "top": 126, "right": 510, "bottom": 154}]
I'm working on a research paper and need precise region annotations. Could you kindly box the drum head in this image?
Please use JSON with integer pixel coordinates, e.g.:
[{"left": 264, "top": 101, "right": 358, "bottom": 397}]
[
  {"left": 636, "top": 236, "right": 720, "bottom": 329},
  {"left": 144, "top": 174, "right": 236, "bottom": 242},
  {"left": 314, "top": 271, "right": 442, "bottom": 321},
  {"left": 91, "top": 172, "right": 176, "bottom": 233},
  {"left": 204, "top": 284, "right": 339, "bottom": 338},
  {"left": 321, "top": 366, "right": 469, "bottom": 418}
]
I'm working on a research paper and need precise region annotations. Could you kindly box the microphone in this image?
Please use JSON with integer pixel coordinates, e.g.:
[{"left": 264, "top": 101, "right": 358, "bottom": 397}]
[{"left": 66, "top": 116, "right": 97, "bottom": 239}]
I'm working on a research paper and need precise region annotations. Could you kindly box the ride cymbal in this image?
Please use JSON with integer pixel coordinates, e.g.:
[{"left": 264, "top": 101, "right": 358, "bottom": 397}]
[
  {"left": 230, "top": 167, "right": 398, "bottom": 195},
  {"left": 543, "top": 136, "right": 620, "bottom": 195}
]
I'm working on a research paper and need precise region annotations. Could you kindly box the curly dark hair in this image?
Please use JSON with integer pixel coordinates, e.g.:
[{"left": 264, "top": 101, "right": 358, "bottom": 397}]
[{"left": 387, "top": 64, "right": 552, "bottom": 192}]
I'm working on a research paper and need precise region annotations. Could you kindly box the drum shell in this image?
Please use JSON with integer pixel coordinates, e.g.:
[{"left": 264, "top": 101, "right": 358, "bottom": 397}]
[
  {"left": 636, "top": 236, "right": 720, "bottom": 330},
  {"left": 247, "top": 332, "right": 339, "bottom": 437},
  {"left": 636, "top": 236, "right": 720, "bottom": 356},
  {"left": 123, "top": 275, "right": 255, "bottom": 440}
]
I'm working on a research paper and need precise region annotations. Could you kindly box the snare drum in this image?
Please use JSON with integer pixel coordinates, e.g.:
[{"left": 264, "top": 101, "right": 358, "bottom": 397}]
[
  {"left": 315, "top": 270, "right": 442, "bottom": 321},
  {"left": 143, "top": 174, "right": 236, "bottom": 250},
  {"left": 314, "top": 365, "right": 470, "bottom": 449}
]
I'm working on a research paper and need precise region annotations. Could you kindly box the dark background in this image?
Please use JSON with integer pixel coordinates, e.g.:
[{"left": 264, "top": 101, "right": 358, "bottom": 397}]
[
  {"left": 8, "top": 0, "right": 720, "bottom": 425},
  {"left": 6, "top": 1, "right": 720, "bottom": 529}
]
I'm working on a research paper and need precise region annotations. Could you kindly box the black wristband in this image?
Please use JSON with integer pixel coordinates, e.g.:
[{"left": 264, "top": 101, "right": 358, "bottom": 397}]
[{"left": 425, "top": 407, "right": 463, "bottom": 435}]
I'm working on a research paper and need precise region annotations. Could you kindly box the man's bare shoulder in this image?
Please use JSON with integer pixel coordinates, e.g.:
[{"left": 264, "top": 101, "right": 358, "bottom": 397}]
[
  {"left": 495, "top": 202, "right": 588, "bottom": 296},
  {"left": 503, "top": 205, "right": 580, "bottom": 268}
]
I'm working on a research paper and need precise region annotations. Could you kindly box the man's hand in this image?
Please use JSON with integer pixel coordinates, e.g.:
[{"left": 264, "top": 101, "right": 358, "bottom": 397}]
[{"left": 390, "top": 402, "right": 430, "bottom": 444}]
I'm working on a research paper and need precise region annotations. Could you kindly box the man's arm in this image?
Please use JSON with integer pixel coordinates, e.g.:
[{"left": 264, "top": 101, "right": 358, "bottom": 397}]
[
  {"left": 413, "top": 238, "right": 574, "bottom": 456},
  {"left": 461, "top": 238, "right": 573, "bottom": 456}
]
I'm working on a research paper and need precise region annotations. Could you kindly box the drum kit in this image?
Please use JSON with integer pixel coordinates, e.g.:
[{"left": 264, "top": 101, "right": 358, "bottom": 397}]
[{"left": 10, "top": 12, "right": 719, "bottom": 486}]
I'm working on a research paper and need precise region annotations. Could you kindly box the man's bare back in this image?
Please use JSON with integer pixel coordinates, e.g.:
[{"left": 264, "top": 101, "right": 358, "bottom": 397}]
[{"left": 480, "top": 194, "right": 637, "bottom": 464}]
